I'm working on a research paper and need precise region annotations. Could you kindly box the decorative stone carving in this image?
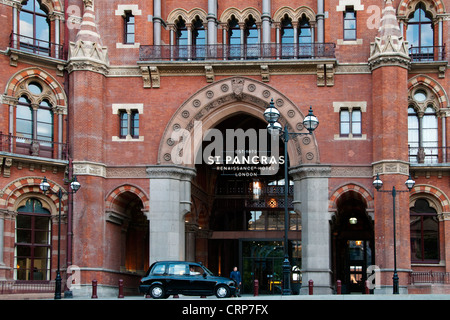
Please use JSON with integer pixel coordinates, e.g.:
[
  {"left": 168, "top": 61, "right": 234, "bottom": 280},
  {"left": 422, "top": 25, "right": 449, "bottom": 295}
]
[{"left": 231, "top": 78, "right": 244, "bottom": 100}]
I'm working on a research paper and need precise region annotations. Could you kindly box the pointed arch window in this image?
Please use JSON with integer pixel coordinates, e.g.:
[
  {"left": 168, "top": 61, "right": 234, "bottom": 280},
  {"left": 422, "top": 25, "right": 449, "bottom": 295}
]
[
  {"left": 408, "top": 93, "right": 439, "bottom": 164},
  {"left": 176, "top": 18, "right": 188, "bottom": 59},
  {"left": 298, "top": 15, "right": 313, "bottom": 57},
  {"left": 410, "top": 199, "right": 439, "bottom": 263},
  {"left": 19, "top": 0, "right": 50, "bottom": 55},
  {"left": 245, "top": 16, "right": 259, "bottom": 59},
  {"left": 281, "top": 16, "right": 294, "bottom": 58},
  {"left": 15, "top": 198, "right": 52, "bottom": 280},
  {"left": 228, "top": 16, "right": 241, "bottom": 59},
  {"left": 192, "top": 17, "right": 206, "bottom": 59},
  {"left": 14, "top": 81, "right": 55, "bottom": 158},
  {"left": 407, "top": 3, "right": 434, "bottom": 60}
]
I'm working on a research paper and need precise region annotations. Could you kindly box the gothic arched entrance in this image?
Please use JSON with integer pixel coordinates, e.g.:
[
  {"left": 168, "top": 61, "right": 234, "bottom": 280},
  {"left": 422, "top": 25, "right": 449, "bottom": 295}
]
[
  {"left": 150, "top": 77, "right": 332, "bottom": 293},
  {"left": 330, "top": 187, "right": 375, "bottom": 294}
]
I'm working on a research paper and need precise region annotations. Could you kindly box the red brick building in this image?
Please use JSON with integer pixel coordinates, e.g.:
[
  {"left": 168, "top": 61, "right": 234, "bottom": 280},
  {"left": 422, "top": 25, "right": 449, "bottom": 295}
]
[{"left": 0, "top": 0, "right": 449, "bottom": 297}]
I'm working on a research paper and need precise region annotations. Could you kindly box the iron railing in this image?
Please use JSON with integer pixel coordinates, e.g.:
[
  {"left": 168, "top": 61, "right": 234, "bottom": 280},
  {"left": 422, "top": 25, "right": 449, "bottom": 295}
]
[
  {"left": 0, "top": 280, "right": 55, "bottom": 294},
  {"left": 10, "top": 32, "right": 66, "bottom": 60},
  {"left": 0, "top": 132, "right": 68, "bottom": 160},
  {"left": 408, "top": 146, "right": 450, "bottom": 165},
  {"left": 139, "top": 43, "right": 336, "bottom": 61},
  {"left": 409, "top": 45, "right": 446, "bottom": 62},
  {"left": 409, "top": 271, "right": 450, "bottom": 284}
]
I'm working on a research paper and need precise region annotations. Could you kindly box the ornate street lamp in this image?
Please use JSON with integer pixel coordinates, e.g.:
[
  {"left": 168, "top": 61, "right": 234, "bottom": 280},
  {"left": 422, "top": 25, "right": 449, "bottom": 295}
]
[
  {"left": 40, "top": 176, "right": 81, "bottom": 299},
  {"left": 263, "top": 98, "right": 319, "bottom": 295},
  {"left": 372, "top": 173, "right": 415, "bottom": 294}
]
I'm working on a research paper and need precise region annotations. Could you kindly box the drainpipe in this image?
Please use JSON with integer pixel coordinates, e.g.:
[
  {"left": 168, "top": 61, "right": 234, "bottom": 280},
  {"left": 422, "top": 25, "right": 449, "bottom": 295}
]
[
  {"left": 153, "top": 0, "right": 161, "bottom": 45},
  {"left": 262, "top": 0, "right": 271, "bottom": 44},
  {"left": 207, "top": 0, "right": 217, "bottom": 44},
  {"left": 317, "top": 0, "right": 324, "bottom": 43}
]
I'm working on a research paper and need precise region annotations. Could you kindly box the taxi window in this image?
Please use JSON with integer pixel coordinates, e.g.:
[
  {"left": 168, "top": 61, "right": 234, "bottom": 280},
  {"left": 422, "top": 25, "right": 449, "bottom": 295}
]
[
  {"left": 189, "top": 265, "right": 204, "bottom": 275},
  {"left": 168, "top": 263, "right": 187, "bottom": 275},
  {"left": 151, "top": 264, "right": 166, "bottom": 275}
]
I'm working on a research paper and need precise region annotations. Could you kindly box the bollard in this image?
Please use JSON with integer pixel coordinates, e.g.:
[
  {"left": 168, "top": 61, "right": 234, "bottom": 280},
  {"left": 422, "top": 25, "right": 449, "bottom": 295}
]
[
  {"left": 308, "top": 279, "right": 313, "bottom": 295},
  {"left": 336, "top": 280, "right": 341, "bottom": 295},
  {"left": 253, "top": 279, "right": 259, "bottom": 296},
  {"left": 118, "top": 279, "right": 124, "bottom": 298},
  {"left": 91, "top": 280, "right": 98, "bottom": 299}
]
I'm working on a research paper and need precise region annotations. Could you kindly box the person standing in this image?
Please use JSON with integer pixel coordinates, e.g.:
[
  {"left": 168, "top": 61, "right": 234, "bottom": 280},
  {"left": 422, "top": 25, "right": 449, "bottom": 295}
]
[{"left": 230, "top": 266, "right": 242, "bottom": 297}]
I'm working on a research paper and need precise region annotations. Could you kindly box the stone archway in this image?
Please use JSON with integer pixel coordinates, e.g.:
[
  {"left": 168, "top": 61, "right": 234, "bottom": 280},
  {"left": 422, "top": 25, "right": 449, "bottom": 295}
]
[{"left": 157, "top": 76, "right": 320, "bottom": 168}]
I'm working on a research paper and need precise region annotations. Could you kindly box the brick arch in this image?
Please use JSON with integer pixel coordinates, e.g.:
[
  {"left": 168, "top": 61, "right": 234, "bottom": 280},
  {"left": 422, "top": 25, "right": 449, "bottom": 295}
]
[
  {"left": 4, "top": 67, "right": 67, "bottom": 113},
  {"left": 157, "top": 76, "right": 320, "bottom": 167},
  {"left": 408, "top": 75, "right": 448, "bottom": 110},
  {"left": 167, "top": 8, "right": 207, "bottom": 25},
  {"left": 329, "top": 183, "right": 374, "bottom": 211},
  {"left": 40, "top": 0, "right": 64, "bottom": 13},
  {"left": 397, "top": 0, "right": 445, "bottom": 17},
  {"left": 273, "top": 6, "right": 316, "bottom": 23},
  {"left": 410, "top": 184, "right": 450, "bottom": 212},
  {"left": 105, "top": 184, "right": 150, "bottom": 212},
  {"left": 0, "top": 176, "right": 67, "bottom": 213},
  {"left": 220, "top": 7, "right": 262, "bottom": 24}
]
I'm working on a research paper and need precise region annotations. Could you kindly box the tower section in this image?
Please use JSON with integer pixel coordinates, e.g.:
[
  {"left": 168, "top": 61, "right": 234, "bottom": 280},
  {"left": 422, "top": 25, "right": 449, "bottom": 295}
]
[
  {"left": 67, "top": 0, "right": 109, "bottom": 291},
  {"left": 368, "top": 0, "right": 412, "bottom": 294}
]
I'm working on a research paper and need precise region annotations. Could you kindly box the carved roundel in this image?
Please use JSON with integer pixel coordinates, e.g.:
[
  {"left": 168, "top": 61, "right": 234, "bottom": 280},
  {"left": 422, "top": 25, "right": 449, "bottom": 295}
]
[{"left": 193, "top": 99, "right": 201, "bottom": 108}]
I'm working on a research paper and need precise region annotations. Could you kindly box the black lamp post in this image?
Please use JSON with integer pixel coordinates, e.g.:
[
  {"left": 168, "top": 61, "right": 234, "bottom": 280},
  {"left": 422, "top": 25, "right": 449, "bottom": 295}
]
[
  {"left": 264, "top": 98, "right": 319, "bottom": 295},
  {"left": 40, "top": 176, "right": 81, "bottom": 300},
  {"left": 372, "top": 173, "right": 415, "bottom": 294}
]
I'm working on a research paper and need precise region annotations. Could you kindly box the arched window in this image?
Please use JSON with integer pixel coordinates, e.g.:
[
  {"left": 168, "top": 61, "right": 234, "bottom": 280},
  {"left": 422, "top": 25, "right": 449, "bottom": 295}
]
[
  {"left": 408, "top": 88, "right": 439, "bottom": 164},
  {"left": 15, "top": 198, "right": 52, "bottom": 280},
  {"left": 245, "top": 16, "right": 258, "bottom": 59},
  {"left": 14, "top": 81, "right": 55, "bottom": 158},
  {"left": 19, "top": 0, "right": 50, "bottom": 55},
  {"left": 228, "top": 16, "right": 241, "bottom": 59},
  {"left": 176, "top": 18, "right": 188, "bottom": 59},
  {"left": 281, "top": 15, "right": 294, "bottom": 58},
  {"left": 298, "top": 15, "right": 312, "bottom": 44},
  {"left": 298, "top": 15, "right": 312, "bottom": 57},
  {"left": 192, "top": 17, "right": 206, "bottom": 59},
  {"left": 410, "top": 199, "right": 439, "bottom": 263},
  {"left": 407, "top": 2, "right": 434, "bottom": 60}
]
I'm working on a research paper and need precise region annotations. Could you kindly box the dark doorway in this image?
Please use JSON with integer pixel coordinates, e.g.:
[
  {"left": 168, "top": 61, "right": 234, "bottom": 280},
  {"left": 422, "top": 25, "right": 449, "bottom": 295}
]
[
  {"left": 331, "top": 190, "right": 374, "bottom": 293},
  {"left": 201, "top": 113, "right": 301, "bottom": 294}
]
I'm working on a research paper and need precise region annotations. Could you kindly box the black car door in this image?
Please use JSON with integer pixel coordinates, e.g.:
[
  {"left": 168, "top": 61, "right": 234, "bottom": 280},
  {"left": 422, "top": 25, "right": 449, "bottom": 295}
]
[
  {"left": 188, "top": 264, "right": 215, "bottom": 294},
  {"left": 166, "top": 263, "right": 190, "bottom": 294}
]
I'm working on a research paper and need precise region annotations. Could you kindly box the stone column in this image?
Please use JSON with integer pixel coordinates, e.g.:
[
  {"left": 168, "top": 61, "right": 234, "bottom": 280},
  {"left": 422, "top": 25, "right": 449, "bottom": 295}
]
[
  {"left": 261, "top": 0, "right": 271, "bottom": 44},
  {"left": 146, "top": 165, "right": 196, "bottom": 264},
  {"left": 207, "top": 0, "right": 217, "bottom": 45},
  {"left": 290, "top": 164, "right": 332, "bottom": 294}
]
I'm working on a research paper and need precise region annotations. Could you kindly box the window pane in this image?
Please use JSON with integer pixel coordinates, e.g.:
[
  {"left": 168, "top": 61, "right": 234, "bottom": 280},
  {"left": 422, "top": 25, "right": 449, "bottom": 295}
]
[
  {"left": 344, "top": 30, "right": 356, "bottom": 40},
  {"left": 19, "top": 11, "right": 34, "bottom": 39},
  {"left": 406, "top": 24, "right": 419, "bottom": 47},
  {"left": 16, "top": 105, "right": 33, "bottom": 140},
  {"left": 423, "top": 215, "right": 439, "bottom": 260},
  {"left": 35, "top": 15, "right": 49, "bottom": 42},
  {"left": 410, "top": 216, "right": 423, "bottom": 260}
]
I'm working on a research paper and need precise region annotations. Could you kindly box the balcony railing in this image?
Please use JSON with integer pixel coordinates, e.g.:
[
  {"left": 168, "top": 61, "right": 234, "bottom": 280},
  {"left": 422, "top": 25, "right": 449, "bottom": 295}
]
[
  {"left": 0, "top": 132, "right": 67, "bottom": 161},
  {"left": 10, "top": 32, "right": 66, "bottom": 60},
  {"left": 409, "top": 271, "right": 450, "bottom": 284},
  {"left": 139, "top": 43, "right": 336, "bottom": 61},
  {"left": 408, "top": 146, "right": 450, "bottom": 165},
  {"left": 409, "top": 45, "right": 446, "bottom": 62}
]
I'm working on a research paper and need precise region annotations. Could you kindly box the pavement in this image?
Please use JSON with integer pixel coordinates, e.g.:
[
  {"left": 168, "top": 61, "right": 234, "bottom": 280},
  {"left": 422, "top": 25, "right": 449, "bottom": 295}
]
[{"left": 2, "top": 293, "right": 449, "bottom": 300}]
